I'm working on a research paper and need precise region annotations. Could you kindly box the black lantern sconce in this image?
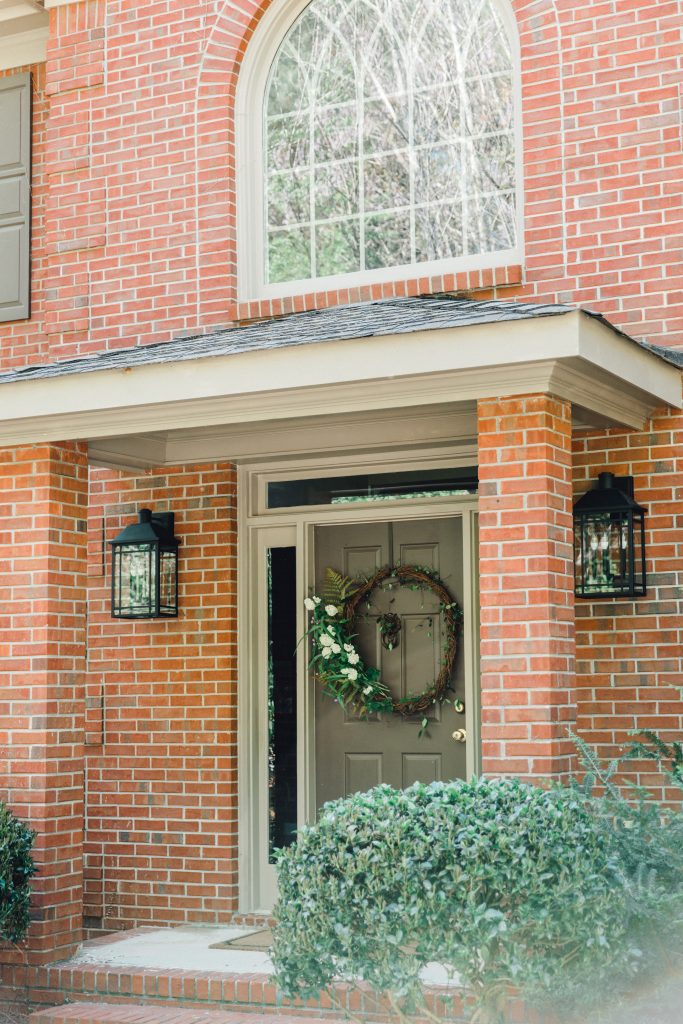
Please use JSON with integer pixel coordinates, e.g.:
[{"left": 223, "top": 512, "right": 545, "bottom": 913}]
[
  {"left": 573, "top": 473, "right": 646, "bottom": 599},
  {"left": 110, "top": 508, "right": 180, "bottom": 619}
]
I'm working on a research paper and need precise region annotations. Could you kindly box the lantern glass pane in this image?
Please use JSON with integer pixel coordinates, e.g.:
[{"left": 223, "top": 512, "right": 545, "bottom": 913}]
[
  {"left": 576, "top": 512, "right": 633, "bottom": 597},
  {"left": 160, "top": 549, "right": 178, "bottom": 616},
  {"left": 118, "top": 543, "right": 155, "bottom": 616},
  {"left": 633, "top": 512, "right": 645, "bottom": 593}
]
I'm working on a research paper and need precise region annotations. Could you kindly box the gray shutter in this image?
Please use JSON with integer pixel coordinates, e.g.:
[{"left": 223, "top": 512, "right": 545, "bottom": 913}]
[{"left": 0, "top": 72, "right": 31, "bottom": 323}]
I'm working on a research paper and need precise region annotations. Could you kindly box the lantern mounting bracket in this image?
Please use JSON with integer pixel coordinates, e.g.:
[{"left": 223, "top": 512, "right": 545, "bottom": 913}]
[
  {"left": 150, "top": 511, "right": 177, "bottom": 543},
  {"left": 610, "top": 476, "right": 634, "bottom": 499}
]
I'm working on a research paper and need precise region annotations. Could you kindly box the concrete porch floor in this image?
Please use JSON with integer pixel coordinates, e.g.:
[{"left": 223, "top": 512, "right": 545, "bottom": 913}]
[
  {"left": 62, "top": 927, "right": 274, "bottom": 977},
  {"left": 51, "top": 925, "right": 454, "bottom": 989}
]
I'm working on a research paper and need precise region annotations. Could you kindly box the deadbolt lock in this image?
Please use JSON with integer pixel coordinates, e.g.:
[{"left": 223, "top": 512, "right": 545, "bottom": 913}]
[{"left": 452, "top": 728, "right": 467, "bottom": 743}]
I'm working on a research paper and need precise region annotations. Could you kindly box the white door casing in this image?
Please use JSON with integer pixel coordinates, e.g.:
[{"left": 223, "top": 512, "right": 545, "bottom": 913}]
[{"left": 237, "top": 451, "right": 480, "bottom": 913}]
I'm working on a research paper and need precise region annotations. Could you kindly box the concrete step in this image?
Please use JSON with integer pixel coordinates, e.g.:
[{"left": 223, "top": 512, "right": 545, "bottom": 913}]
[{"left": 30, "top": 1004, "right": 333, "bottom": 1024}]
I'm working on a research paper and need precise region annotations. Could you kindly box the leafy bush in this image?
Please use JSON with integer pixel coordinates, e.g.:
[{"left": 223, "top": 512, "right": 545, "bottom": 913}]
[
  {"left": 571, "top": 732, "right": 683, "bottom": 991},
  {"left": 626, "top": 730, "right": 683, "bottom": 788},
  {"left": 272, "top": 778, "right": 637, "bottom": 1023},
  {"left": 0, "top": 803, "right": 37, "bottom": 944}
]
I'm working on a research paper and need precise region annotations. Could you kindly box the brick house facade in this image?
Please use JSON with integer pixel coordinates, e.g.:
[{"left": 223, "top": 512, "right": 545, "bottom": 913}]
[{"left": 1, "top": 0, "right": 683, "bottom": 977}]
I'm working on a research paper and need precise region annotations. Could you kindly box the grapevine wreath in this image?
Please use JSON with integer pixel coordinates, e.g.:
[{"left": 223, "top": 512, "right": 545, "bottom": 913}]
[{"left": 303, "top": 564, "right": 464, "bottom": 723}]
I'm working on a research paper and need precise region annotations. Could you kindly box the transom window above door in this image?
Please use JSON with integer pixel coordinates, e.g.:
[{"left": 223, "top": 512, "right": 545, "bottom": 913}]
[{"left": 238, "top": 0, "right": 522, "bottom": 298}]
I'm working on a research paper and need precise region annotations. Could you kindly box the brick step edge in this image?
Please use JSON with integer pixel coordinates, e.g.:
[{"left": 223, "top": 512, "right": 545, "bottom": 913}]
[
  {"left": 28, "top": 963, "right": 474, "bottom": 1023},
  {"left": 30, "top": 1003, "right": 335, "bottom": 1024}
]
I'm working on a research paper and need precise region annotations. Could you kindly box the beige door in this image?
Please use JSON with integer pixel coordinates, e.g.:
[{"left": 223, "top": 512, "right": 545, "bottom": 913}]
[{"left": 314, "top": 517, "right": 467, "bottom": 807}]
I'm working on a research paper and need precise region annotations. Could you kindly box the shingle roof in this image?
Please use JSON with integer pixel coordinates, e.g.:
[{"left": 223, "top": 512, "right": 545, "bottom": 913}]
[{"left": 0, "top": 295, "right": 680, "bottom": 385}]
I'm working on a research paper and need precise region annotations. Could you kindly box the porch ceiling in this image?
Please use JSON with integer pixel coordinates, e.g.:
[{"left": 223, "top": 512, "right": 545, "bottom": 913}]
[{"left": 0, "top": 297, "right": 679, "bottom": 468}]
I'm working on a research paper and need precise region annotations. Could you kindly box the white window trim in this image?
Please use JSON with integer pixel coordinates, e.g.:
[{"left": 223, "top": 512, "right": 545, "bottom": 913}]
[{"left": 236, "top": 0, "right": 525, "bottom": 303}]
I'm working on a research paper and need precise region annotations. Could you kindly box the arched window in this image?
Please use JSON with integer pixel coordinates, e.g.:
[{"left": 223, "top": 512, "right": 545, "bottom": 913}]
[{"left": 238, "top": 0, "right": 521, "bottom": 297}]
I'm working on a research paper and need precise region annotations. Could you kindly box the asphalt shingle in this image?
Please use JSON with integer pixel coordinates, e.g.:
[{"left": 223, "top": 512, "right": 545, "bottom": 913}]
[{"left": 0, "top": 296, "right": 680, "bottom": 386}]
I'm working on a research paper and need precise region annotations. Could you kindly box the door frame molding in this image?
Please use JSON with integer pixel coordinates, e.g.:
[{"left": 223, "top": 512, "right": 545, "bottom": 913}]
[{"left": 237, "top": 446, "right": 480, "bottom": 913}]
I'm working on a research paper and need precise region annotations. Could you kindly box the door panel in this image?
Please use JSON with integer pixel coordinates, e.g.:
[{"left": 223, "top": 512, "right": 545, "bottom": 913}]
[
  {"left": 402, "top": 752, "right": 442, "bottom": 786},
  {"left": 345, "top": 752, "right": 383, "bottom": 792},
  {"left": 314, "top": 518, "right": 466, "bottom": 808},
  {"left": 343, "top": 543, "right": 384, "bottom": 578}
]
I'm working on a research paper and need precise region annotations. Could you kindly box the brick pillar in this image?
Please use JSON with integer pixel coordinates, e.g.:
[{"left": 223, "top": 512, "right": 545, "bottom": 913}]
[
  {"left": 0, "top": 442, "right": 88, "bottom": 966},
  {"left": 477, "top": 395, "right": 576, "bottom": 781}
]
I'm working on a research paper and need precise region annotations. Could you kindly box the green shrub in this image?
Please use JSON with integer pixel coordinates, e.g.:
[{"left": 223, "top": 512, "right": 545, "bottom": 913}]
[
  {"left": 272, "top": 778, "right": 637, "bottom": 1023},
  {"left": 0, "top": 803, "right": 37, "bottom": 944},
  {"left": 571, "top": 732, "right": 683, "bottom": 988}
]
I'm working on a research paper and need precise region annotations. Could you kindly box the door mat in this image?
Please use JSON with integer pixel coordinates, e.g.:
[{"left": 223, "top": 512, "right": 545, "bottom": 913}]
[{"left": 209, "top": 928, "right": 273, "bottom": 952}]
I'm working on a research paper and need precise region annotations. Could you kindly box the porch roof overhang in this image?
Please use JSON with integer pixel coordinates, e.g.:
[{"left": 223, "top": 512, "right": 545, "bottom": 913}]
[
  {"left": 0, "top": 0, "right": 48, "bottom": 71},
  {"left": 0, "top": 297, "right": 680, "bottom": 468}
]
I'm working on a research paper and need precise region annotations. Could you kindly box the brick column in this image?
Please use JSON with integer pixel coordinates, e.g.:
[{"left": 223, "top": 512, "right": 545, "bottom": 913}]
[
  {"left": 0, "top": 442, "right": 88, "bottom": 966},
  {"left": 478, "top": 395, "right": 576, "bottom": 781}
]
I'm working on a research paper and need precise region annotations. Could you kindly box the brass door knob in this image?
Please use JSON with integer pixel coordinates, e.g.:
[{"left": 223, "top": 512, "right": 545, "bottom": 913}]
[{"left": 452, "top": 728, "right": 467, "bottom": 743}]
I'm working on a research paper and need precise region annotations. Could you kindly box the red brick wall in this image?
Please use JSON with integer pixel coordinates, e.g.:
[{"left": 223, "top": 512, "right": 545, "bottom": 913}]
[
  {"left": 0, "top": 0, "right": 682, "bottom": 366},
  {"left": 574, "top": 407, "right": 683, "bottom": 801},
  {"left": 478, "top": 395, "right": 576, "bottom": 780},
  {"left": 0, "top": 442, "right": 88, "bottom": 964},
  {"left": 84, "top": 462, "right": 238, "bottom": 931},
  {"left": 0, "top": 0, "right": 682, "bottom": 937}
]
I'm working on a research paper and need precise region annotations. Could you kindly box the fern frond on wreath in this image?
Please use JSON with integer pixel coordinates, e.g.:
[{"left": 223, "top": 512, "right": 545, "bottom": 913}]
[{"left": 322, "top": 567, "right": 358, "bottom": 607}]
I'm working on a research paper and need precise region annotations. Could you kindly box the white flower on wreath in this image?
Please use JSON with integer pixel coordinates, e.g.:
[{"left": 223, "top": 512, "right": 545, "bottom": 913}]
[
  {"left": 343, "top": 643, "right": 354, "bottom": 653},
  {"left": 314, "top": 596, "right": 321, "bottom": 605},
  {"left": 321, "top": 648, "right": 332, "bottom": 659},
  {"left": 327, "top": 626, "right": 336, "bottom": 636},
  {"left": 304, "top": 597, "right": 316, "bottom": 611},
  {"left": 347, "top": 652, "right": 360, "bottom": 665},
  {"left": 331, "top": 643, "right": 341, "bottom": 654},
  {"left": 319, "top": 634, "right": 333, "bottom": 647},
  {"left": 340, "top": 667, "right": 358, "bottom": 682},
  {"left": 325, "top": 604, "right": 339, "bottom": 617},
  {"left": 363, "top": 686, "right": 373, "bottom": 695}
]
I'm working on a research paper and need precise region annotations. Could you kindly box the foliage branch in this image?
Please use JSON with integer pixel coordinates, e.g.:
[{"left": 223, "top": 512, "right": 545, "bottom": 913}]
[{"left": 0, "top": 803, "right": 37, "bottom": 945}]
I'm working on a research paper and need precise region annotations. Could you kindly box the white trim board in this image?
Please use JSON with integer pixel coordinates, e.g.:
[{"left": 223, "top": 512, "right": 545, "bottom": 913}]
[
  {"left": 237, "top": 449, "right": 481, "bottom": 912},
  {"left": 0, "top": 21, "right": 47, "bottom": 69},
  {"left": 89, "top": 405, "right": 479, "bottom": 471},
  {"left": 0, "top": 310, "right": 679, "bottom": 456},
  {"left": 0, "top": 2, "right": 44, "bottom": 23}
]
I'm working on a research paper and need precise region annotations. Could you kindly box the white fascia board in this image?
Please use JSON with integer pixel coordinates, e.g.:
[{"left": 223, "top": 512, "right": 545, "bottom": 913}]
[
  {"left": 0, "top": 313, "right": 580, "bottom": 419},
  {"left": 576, "top": 315, "right": 682, "bottom": 410},
  {"left": 0, "top": 1, "right": 44, "bottom": 18},
  {"left": 0, "top": 21, "right": 47, "bottom": 68},
  {"left": 0, "top": 311, "right": 679, "bottom": 447},
  {"left": 0, "top": 6, "right": 41, "bottom": 24}
]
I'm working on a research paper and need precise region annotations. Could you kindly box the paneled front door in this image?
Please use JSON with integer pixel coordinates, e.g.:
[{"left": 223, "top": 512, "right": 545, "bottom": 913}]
[{"left": 314, "top": 517, "right": 467, "bottom": 807}]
